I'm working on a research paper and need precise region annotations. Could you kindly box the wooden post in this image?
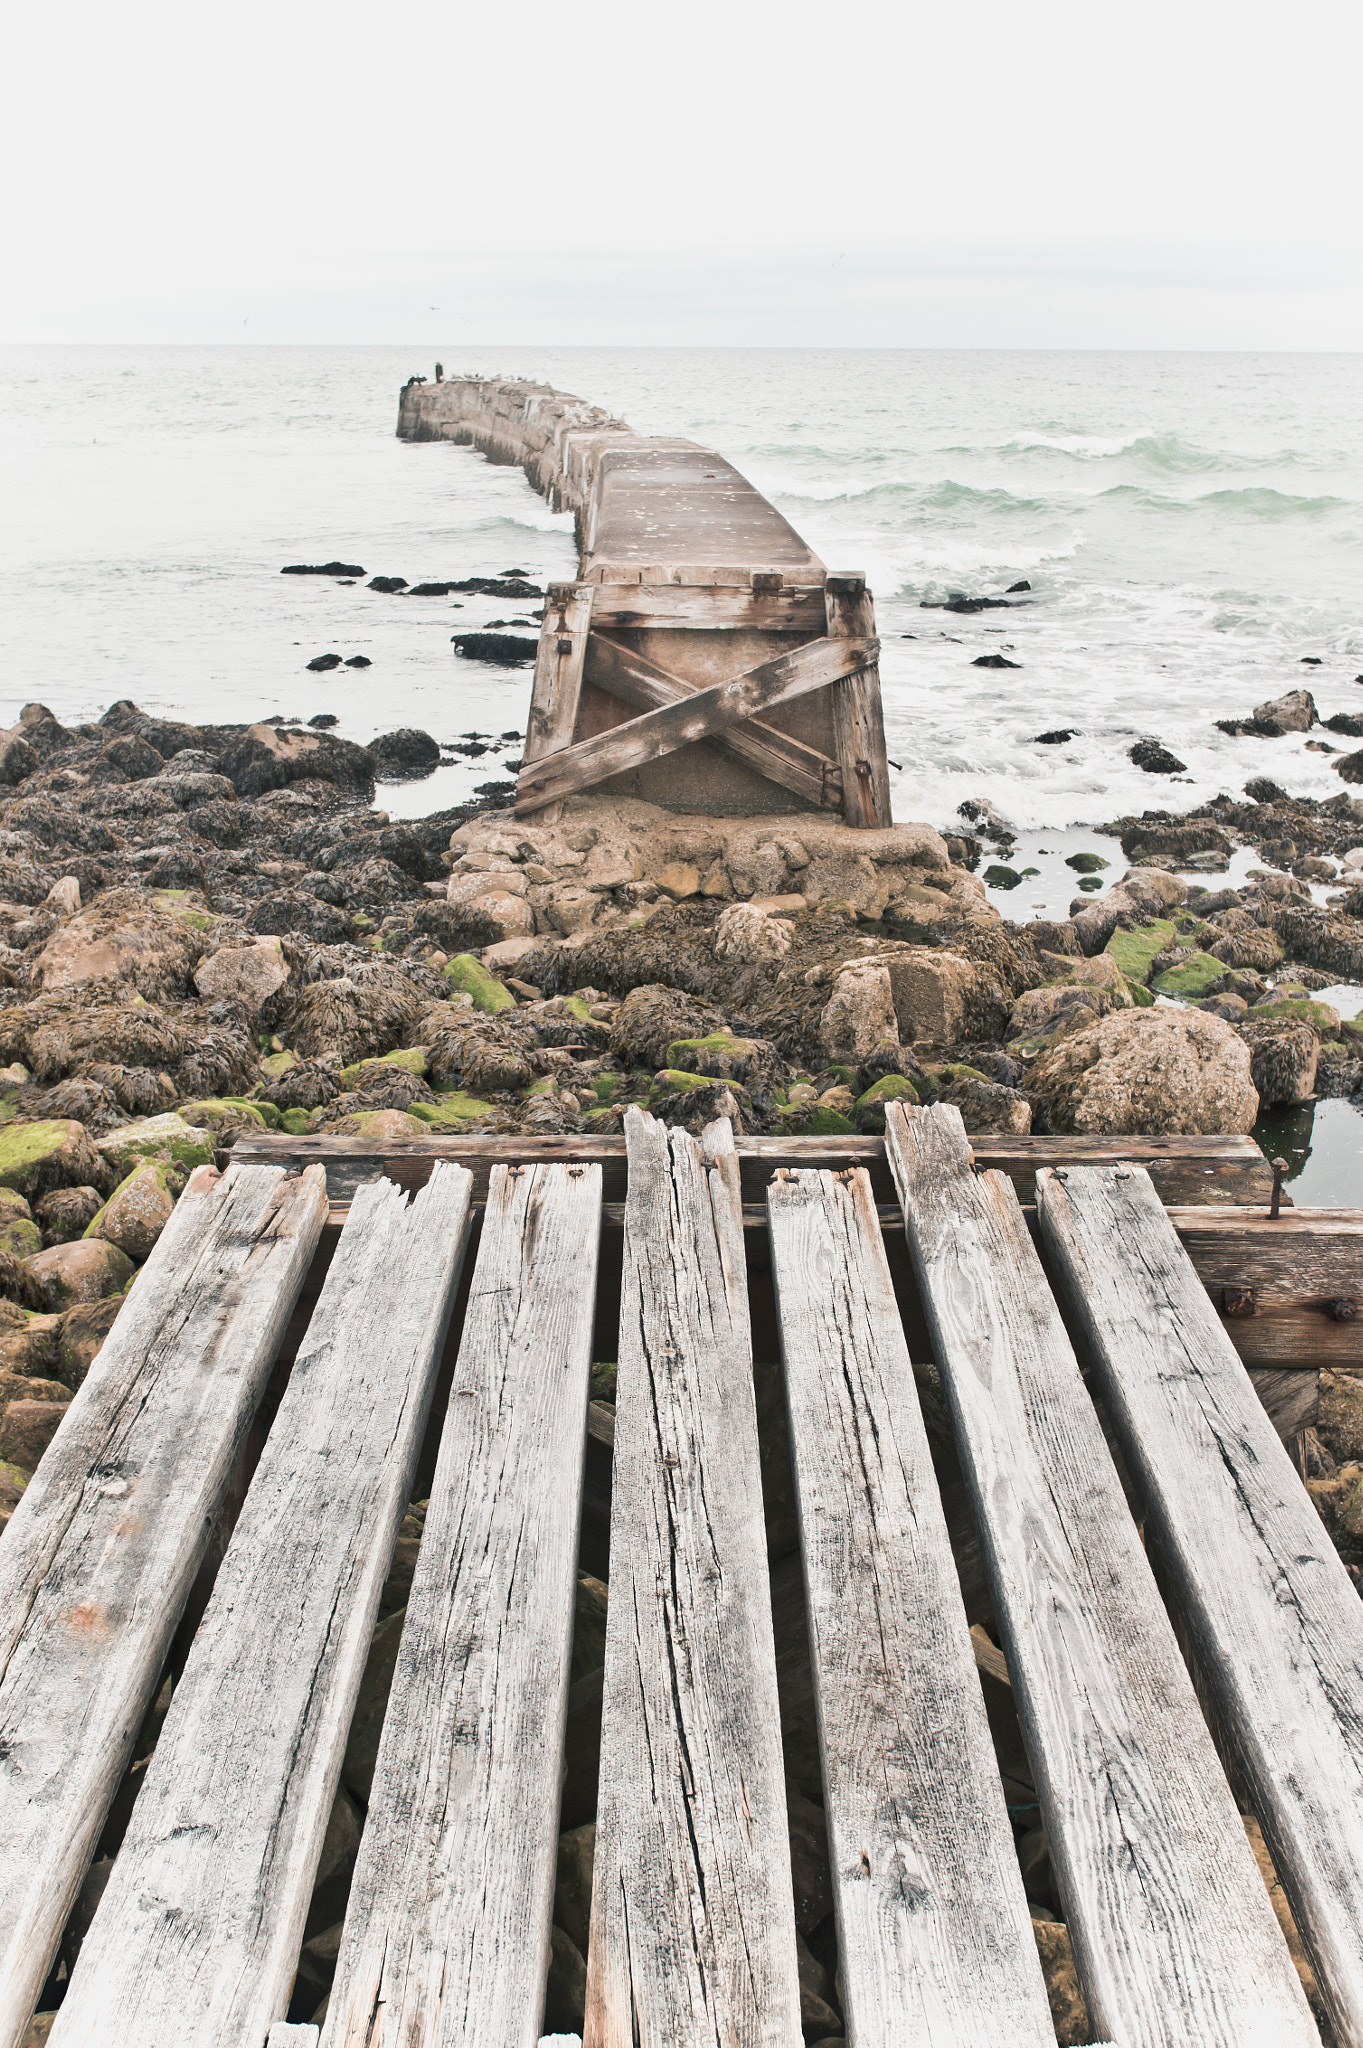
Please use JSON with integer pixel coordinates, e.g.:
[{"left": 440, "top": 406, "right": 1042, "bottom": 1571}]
[
  {"left": 519, "top": 580, "right": 594, "bottom": 823},
  {"left": 825, "top": 572, "right": 893, "bottom": 828}
]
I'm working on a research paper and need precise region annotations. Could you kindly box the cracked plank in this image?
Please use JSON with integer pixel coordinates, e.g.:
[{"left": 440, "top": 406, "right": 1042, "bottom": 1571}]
[
  {"left": 885, "top": 1103, "right": 1318, "bottom": 2048},
  {"left": 323, "top": 1160, "right": 602, "bottom": 2048},
  {"left": 51, "top": 1165, "right": 473, "bottom": 2048},
  {"left": 1038, "top": 1162, "right": 1363, "bottom": 2048},
  {"left": 585, "top": 1109, "right": 800, "bottom": 2048},
  {"left": 0, "top": 1162, "right": 329, "bottom": 2048},
  {"left": 766, "top": 1164, "right": 1054, "bottom": 2044}
]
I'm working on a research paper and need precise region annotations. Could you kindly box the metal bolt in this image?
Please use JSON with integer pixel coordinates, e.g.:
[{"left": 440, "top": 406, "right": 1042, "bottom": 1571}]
[
  {"left": 1269, "top": 1157, "right": 1288, "bottom": 1220},
  {"left": 1328, "top": 1297, "right": 1358, "bottom": 1323}
]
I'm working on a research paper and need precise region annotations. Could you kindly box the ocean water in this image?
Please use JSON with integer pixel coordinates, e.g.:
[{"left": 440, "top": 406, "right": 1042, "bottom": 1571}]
[{"left": 1, "top": 344, "right": 1360, "bottom": 1197}]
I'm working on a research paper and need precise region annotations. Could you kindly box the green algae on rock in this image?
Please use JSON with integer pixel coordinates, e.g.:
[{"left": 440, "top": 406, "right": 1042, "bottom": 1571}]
[
  {"left": 96, "top": 1114, "right": 215, "bottom": 1176},
  {"left": 441, "top": 953, "right": 515, "bottom": 1013},
  {"left": 0, "top": 1120, "right": 106, "bottom": 1199}
]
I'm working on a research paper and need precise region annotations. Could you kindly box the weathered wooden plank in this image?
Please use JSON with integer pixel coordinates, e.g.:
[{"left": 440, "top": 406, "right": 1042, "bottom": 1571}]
[
  {"left": 884, "top": 1103, "right": 1317, "bottom": 2048},
  {"left": 585, "top": 630, "right": 843, "bottom": 810},
  {"left": 825, "top": 574, "right": 893, "bottom": 828},
  {"left": 585, "top": 1109, "right": 800, "bottom": 2047},
  {"left": 1037, "top": 1162, "right": 1363, "bottom": 2048},
  {"left": 521, "top": 581, "right": 595, "bottom": 823},
  {"left": 0, "top": 1163, "right": 328, "bottom": 2048},
  {"left": 766, "top": 1165, "right": 1053, "bottom": 2044},
  {"left": 515, "top": 634, "right": 876, "bottom": 813},
  {"left": 231, "top": 1130, "right": 1272, "bottom": 1209},
  {"left": 323, "top": 1161, "right": 602, "bottom": 2048},
  {"left": 51, "top": 1166, "right": 474, "bottom": 2048},
  {"left": 588, "top": 583, "right": 828, "bottom": 631}
]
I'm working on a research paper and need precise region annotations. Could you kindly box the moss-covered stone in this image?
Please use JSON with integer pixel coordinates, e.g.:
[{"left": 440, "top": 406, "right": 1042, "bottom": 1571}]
[
  {"left": 1248, "top": 996, "right": 1342, "bottom": 1034},
  {"left": 853, "top": 1073, "right": 919, "bottom": 1133},
  {"left": 245, "top": 1096, "right": 281, "bottom": 1128},
  {"left": 590, "top": 1072, "right": 629, "bottom": 1106},
  {"left": 279, "top": 1106, "right": 314, "bottom": 1136},
  {"left": 406, "top": 1092, "right": 499, "bottom": 1128},
  {"left": 441, "top": 953, "right": 515, "bottom": 1014},
  {"left": 1065, "top": 851, "right": 1110, "bottom": 874},
  {"left": 179, "top": 1098, "right": 270, "bottom": 1134},
  {"left": 84, "top": 1161, "right": 178, "bottom": 1262},
  {"left": 259, "top": 1049, "right": 296, "bottom": 1080},
  {"left": 1150, "top": 953, "right": 1225, "bottom": 1000},
  {"left": 1104, "top": 918, "right": 1177, "bottom": 985},
  {"left": 0, "top": 1120, "right": 107, "bottom": 1200},
  {"left": 650, "top": 1067, "right": 720, "bottom": 1096},
  {"left": 97, "top": 1114, "right": 214, "bottom": 1177},
  {"left": 338, "top": 1046, "right": 430, "bottom": 1087},
  {"left": 771, "top": 1102, "right": 855, "bottom": 1136},
  {"left": 940, "top": 1062, "right": 990, "bottom": 1085},
  {"left": 0, "top": 1459, "right": 28, "bottom": 1495}
]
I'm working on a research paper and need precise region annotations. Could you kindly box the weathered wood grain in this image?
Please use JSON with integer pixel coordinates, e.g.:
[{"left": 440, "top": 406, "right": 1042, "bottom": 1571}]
[
  {"left": 515, "top": 634, "right": 875, "bottom": 812},
  {"left": 584, "top": 1109, "right": 800, "bottom": 2048},
  {"left": 51, "top": 1166, "right": 474, "bottom": 2048},
  {"left": 322, "top": 1161, "right": 602, "bottom": 2048},
  {"left": 1037, "top": 1162, "right": 1363, "bottom": 2048},
  {"left": 588, "top": 583, "right": 828, "bottom": 631},
  {"left": 884, "top": 1103, "right": 1317, "bottom": 2048},
  {"left": 825, "top": 574, "right": 893, "bottom": 828},
  {"left": 585, "top": 631, "right": 843, "bottom": 810},
  {"left": 0, "top": 1162, "right": 328, "bottom": 2048},
  {"left": 767, "top": 1164, "right": 1053, "bottom": 2044},
  {"left": 521, "top": 581, "right": 595, "bottom": 822}
]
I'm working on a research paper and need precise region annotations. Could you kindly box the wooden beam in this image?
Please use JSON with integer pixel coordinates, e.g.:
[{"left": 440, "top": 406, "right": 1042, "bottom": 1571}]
[
  {"left": 585, "top": 630, "right": 842, "bottom": 810},
  {"left": 515, "top": 634, "right": 875, "bottom": 814},
  {"left": 520, "top": 580, "right": 595, "bottom": 823},
  {"left": 585, "top": 1110, "right": 800, "bottom": 2046},
  {"left": 767, "top": 1164, "right": 1054, "bottom": 2044},
  {"left": 1037, "top": 1162, "right": 1363, "bottom": 2048},
  {"left": 231, "top": 1131, "right": 1279, "bottom": 1214},
  {"left": 587, "top": 582, "right": 828, "bottom": 632},
  {"left": 826, "top": 573, "right": 893, "bottom": 828},
  {"left": 885, "top": 1103, "right": 1317, "bottom": 2047},
  {"left": 53, "top": 1167, "right": 474, "bottom": 2046},
  {"left": 0, "top": 1163, "right": 329, "bottom": 2048},
  {"left": 322, "top": 1162, "right": 602, "bottom": 2048}
]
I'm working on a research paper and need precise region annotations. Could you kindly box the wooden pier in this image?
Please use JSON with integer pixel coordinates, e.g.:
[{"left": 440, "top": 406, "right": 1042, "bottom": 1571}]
[
  {"left": 1, "top": 1112, "right": 1360, "bottom": 2047},
  {"left": 397, "top": 375, "right": 894, "bottom": 828}
]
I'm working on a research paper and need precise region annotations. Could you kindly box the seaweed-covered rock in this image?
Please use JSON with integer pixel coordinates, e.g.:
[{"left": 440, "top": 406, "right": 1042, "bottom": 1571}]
[
  {"left": 247, "top": 891, "right": 354, "bottom": 945},
  {"left": 940, "top": 1075, "right": 1032, "bottom": 1134},
  {"left": 14, "top": 997, "right": 192, "bottom": 1086},
  {"left": 664, "top": 1033, "right": 788, "bottom": 1112},
  {"left": 0, "top": 1397, "right": 70, "bottom": 1470},
  {"left": 425, "top": 1017, "right": 537, "bottom": 1095},
  {"left": 0, "top": 1189, "right": 40, "bottom": 1263},
  {"left": 1208, "top": 909, "right": 1283, "bottom": 973},
  {"left": 96, "top": 1114, "right": 214, "bottom": 1177},
  {"left": 1238, "top": 1018, "right": 1320, "bottom": 1106},
  {"left": 35, "top": 1186, "right": 104, "bottom": 1247},
  {"left": 284, "top": 970, "right": 426, "bottom": 1066},
  {"left": 1027, "top": 1008, "right": 1258, "bottom": 1135},
  {"left": 609, "top": 984, "right": 728, "bottom": 1072},
  {"left": 193, "top": 937, "right": 289, "bottom": 1014},
  {"left": 648, "top": 1078, "right": 745, "bottom": 1135},
  {"left": 261, "top": 1058, "right": 342, "bottom": 1112},
  {"left": 32, "top": 891, "right": 202, "bottom": 1002}
]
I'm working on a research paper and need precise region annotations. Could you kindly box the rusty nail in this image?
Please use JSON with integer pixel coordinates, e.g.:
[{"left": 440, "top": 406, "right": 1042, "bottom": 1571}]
[
  {"left": 1223, "top": 1285, "right": 1256, "bottom": 1320},
  {"left": 1270, "top": 1157, "right": 1288, "bottom": 1220},
  {"left": 557, "top": 636, "right": 573, "bottom": 656},
  {"left": 1328, "top": 1297, "right": 1358, "bottom": 1323}
]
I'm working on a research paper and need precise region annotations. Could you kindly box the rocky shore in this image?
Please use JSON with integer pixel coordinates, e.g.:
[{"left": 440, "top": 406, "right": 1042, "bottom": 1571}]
[{"left": 4, "top": 687, "right": 1363, "bottom": 2042}]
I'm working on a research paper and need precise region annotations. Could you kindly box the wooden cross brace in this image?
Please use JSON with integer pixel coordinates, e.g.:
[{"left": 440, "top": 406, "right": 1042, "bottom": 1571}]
[{"left": 516, "top": 573, "right": 893, "bottom": 826}]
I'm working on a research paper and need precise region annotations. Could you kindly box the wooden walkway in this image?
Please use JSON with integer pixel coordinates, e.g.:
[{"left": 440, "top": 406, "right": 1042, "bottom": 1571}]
[{"left": 2, "top": 1115, "right": 1360, "bottom": 2046}]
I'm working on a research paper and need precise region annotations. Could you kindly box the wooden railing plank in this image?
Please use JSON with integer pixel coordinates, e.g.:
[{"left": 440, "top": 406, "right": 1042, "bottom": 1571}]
[
  {"left": 322, "top": 1161, "right": 602, "bottom": 2048},
  {"left": 585, "top": 631, "right": 842, "bottom": 810},
  {"left": 0, "top": 1162, "right": 329, "bottom": 2048},
  {"left": 766, "top": 1164, "right": 1054, "bottom": 2044},
  {"left": 1037, "top": 1162, "right": 1363, "bottom": 2048},
  {"left": 521, "top": 581, "right": 596, "bottom": 824},
  {"left": 825, "top": 574, "right": 893, "bottom": 828},
  {"left": 585, "top": 1108, "right": 800, "bottom": 2046},
  {"left": 587, "top": 583, "right": 828, "bottom": 631},
  {"left": 884, "top": 1103, "right": 1317, "bottom": 2048},
  {"left": 51, "top": 1165, "right": 474, "bottom": 2047},
  {"left": 515, "top": 633, "right": 876, "bottom": 813}
]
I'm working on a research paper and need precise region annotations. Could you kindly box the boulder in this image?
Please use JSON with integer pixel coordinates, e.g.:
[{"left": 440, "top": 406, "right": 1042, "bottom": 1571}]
[
  {"left": 193, "top": 938, "right": 289, "bottom": 1014},
  {"left": 34, "top": 1186, "right": 104, "bottom": 1247},
  {"left": 1239, "top": 1018, "right": 1320, "bottom": 1106},
  {"left": 942, "top": 1075, "right": 1032, "bottom": 1133},
  {"left": 819, "top": 964, "right": 898, "bottom": 1062},
  {"left": 285, "top": 971, "right": 426, "bottom": 1066},
  {"left": 0, "top": 1121, "right": 106, "bottom": 1199},
  {"left": 0, "top": 1189, "right": 40, "bottom": 1263},
  {"left": 0, "top": 1308, "right": 61, "bottom": 1381},
  {"left": 44, "top": 876, "right": 81, "bottom": 916},
  {"left": 878, "top": 950, "right": 1009, "bottom": 1046},
  {"left": 1027, "top": 1007, "right": 1259, "bottom": 1135},
  {"left": 56, "top": 1296, "right": 123, "bottom": 1388},
  {"left": 801, "top": 853, "right": 891, "bottom": 921},
  {"left": 554, "top": 1823, "right": 596, "bottom": 1956},
  {"left": 0, "top": 731, "right": 39, "bottom": 786},
  {"left": 609, "top": 985, "right": 727, "bottom": 1072},
  {"left": 1129, "top": 737, "right": 1187, "bottom": 774},
  {"left": 86, "top": 1162, "right": 177, "bottom": 1262},
  {"left": 31, "top": 893, "right": 201, "bottom": 1001},
  {"left": 96, "top": 1114, "right": 215, "bottom": 1177},
  {"left": 1008, "top": 983, "right": 1119, "bottom": 1043},
  {"left": 441, "top": 955, "right": 515, "bottom": 1013},
  {"left": 664, "top": 1033, "right": 788, "bottom": 1111},
  {"left": 368, "top": 728, "right": 440, "bottom": 778},
  {"left": 713, "top": 904, "right": 793, "bottom": 964},
  {"left": 1209, "top": 909, "right": 1283, "bottom": 974},
  {"left": 100, "top": 732, "right": 165, "bottom": 780},
  {"left": 0, "top": 1397, "right": 69, "bottom": 1470},
  {"left": 1030, "top": 1910, "right": 1091, "bottom": 2045},
  {"left": 1253, "top": 688, "right": 1318, "bottom": 733},
  {"left": 543, "top": 1926, "right": 588, "bottom": 2035},
  {"left": 217, "top": 723, "right": 376, "bottom": 800},
  {"left": 24, "top": 1238, "right": 135, "bottom": 1312}
]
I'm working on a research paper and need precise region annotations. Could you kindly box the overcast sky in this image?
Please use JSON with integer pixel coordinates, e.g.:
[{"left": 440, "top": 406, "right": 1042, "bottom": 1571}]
[{"left": 4, "top": 0, "right": 1361, "bottom": 348}]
